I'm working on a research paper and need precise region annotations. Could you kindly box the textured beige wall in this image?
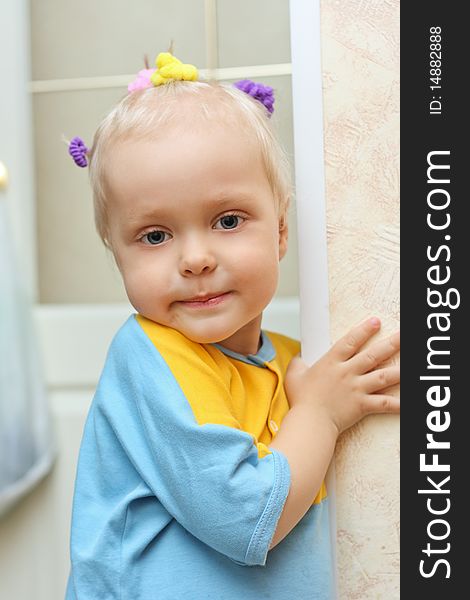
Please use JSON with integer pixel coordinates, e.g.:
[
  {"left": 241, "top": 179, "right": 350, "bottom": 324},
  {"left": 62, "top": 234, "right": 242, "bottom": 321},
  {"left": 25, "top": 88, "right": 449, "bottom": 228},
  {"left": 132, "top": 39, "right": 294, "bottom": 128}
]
[{"left": 320, "top": 0, "right": 400, "bottom": 597}]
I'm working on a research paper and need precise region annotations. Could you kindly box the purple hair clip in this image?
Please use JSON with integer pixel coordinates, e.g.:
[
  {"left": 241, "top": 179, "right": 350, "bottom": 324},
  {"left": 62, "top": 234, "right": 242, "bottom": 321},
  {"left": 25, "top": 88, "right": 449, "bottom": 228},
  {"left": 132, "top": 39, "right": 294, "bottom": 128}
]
[
  {"left": 68, "top": 136, "right": 89, "bottom": 168},
  {"left": 233, "top": 80, "right": 275, "bottom": 115}
]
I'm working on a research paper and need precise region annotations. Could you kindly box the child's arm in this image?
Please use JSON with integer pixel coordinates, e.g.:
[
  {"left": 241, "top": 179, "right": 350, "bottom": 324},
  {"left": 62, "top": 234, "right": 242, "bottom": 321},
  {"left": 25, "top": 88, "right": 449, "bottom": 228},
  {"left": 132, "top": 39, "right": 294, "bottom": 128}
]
[{"left": 269, "top": 317, "right": 400, "bottom": 549}]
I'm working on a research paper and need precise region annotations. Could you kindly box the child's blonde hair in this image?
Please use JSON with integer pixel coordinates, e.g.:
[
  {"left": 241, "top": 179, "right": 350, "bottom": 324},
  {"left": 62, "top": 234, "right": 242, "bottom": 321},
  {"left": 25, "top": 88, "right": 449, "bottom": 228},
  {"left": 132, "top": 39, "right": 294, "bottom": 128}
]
[{"left": 88, "top": 80, "right": 292, "bottom": 246}]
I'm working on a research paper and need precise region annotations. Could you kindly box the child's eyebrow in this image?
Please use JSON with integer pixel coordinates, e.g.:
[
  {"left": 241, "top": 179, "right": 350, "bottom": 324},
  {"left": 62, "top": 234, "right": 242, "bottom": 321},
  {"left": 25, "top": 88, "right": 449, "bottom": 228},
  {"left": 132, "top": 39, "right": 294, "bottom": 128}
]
[
  {"left": 204, "top": 195, "right": 254, "bottom": 209},
  {"left": 127, "top": 194, "right": 253, "bottom": 226}
]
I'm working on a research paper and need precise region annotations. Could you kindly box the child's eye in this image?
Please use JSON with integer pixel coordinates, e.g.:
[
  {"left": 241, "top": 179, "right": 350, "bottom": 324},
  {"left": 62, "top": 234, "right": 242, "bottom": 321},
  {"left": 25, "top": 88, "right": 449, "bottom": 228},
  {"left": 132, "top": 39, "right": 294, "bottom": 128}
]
[
  {"left": 141, "top": 230, "right": 171, "bottom": 245},
  {"left": 215, "top": 214, "right": 245, "bottom": 230}
]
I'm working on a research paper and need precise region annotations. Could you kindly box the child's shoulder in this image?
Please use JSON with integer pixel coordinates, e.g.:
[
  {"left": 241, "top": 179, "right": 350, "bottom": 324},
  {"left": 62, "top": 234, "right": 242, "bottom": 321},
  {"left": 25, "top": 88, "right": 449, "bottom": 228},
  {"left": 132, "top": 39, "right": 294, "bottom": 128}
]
[
  {"left": 106, "top": 313, "right": 156, "bottom": 358},
  {"left": 132, "top": 314, "right": 232, "bottom": 386},
  {"left": 109, "top": 314, "right": 196, "bottom": 356},
  {"left": 100, "top": 313, "right": 187, "bottom": 388},
  {"left": 95, "top": 314, "right": 216, "bottom": 412}
]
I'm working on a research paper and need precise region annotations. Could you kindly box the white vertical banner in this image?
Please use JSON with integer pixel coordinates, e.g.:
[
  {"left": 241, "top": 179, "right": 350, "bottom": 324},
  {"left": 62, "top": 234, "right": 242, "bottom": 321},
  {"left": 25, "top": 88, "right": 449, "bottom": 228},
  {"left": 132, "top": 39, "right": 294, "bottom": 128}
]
[{"left": 289, "top": 1, "right": 338, "bottom": 596}]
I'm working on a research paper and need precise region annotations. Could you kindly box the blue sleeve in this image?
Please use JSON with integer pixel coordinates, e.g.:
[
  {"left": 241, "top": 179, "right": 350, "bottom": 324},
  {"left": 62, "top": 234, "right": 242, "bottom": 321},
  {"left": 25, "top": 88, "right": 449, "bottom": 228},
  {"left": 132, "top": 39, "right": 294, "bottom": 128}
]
[{"left": 93, "top": 318, "right": 291, "bottom": 567}]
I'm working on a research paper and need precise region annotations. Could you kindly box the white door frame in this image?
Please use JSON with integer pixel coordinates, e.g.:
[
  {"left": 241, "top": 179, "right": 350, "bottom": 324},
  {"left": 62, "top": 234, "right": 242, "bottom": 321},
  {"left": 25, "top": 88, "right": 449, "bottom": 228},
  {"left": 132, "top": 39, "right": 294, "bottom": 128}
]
[{"left": 289, "top": 1, "right": 338, "bottom": 595}]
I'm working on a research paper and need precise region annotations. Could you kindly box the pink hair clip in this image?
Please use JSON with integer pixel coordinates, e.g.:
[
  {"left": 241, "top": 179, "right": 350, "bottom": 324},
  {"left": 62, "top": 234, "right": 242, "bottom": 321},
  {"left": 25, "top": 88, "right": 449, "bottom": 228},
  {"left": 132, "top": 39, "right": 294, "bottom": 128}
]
[{"left": 127, "top": 68, "right": 156, "bottom": 93}]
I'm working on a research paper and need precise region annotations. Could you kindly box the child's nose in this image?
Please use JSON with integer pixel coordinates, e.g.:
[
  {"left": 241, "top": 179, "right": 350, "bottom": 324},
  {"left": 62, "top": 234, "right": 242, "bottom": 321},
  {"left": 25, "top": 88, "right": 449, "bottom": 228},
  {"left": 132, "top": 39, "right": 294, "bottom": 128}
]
[{"left": 178, "top": 239, "right": 217, "bottom": 276}]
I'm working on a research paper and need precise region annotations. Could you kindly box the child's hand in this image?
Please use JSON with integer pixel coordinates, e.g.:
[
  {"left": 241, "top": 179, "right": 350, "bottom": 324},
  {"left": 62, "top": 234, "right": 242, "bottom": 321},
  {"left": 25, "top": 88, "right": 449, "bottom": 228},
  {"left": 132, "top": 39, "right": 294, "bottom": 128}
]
[{"left": 285, "top": 317, "right": 400, "bottom": 435}]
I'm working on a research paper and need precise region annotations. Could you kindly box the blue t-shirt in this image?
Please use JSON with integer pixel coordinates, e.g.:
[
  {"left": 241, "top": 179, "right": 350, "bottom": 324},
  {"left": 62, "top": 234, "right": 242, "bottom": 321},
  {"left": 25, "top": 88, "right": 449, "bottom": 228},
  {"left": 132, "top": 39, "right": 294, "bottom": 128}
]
[{"left": 65, "top": 315, "right": 333, "bottom": 599}]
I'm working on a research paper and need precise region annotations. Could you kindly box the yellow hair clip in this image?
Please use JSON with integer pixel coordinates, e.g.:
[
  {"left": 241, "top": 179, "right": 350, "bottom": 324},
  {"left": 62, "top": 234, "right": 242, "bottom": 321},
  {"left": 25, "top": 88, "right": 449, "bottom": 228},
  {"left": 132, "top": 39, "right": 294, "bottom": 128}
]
[{"left": 150, "top": 52, "right": 198, "bottom": 87}]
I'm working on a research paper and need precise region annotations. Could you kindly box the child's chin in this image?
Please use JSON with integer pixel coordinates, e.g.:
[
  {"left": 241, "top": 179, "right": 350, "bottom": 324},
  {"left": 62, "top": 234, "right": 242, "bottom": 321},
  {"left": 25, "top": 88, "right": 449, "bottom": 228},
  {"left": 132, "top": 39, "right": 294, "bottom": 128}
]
[
  {"left": 182, "top": 326, "right": 238, "bottom": 346},
  {"left": 183, "top": 332, "right": 230, "bottom": 345}
]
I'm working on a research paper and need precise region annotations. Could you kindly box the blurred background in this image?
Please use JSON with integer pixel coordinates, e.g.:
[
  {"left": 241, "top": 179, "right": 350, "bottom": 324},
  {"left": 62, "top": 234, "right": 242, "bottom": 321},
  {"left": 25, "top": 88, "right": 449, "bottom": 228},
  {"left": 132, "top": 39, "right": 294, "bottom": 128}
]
[{"left": 0, "top": 1, "right": 399, "bottom": 598}]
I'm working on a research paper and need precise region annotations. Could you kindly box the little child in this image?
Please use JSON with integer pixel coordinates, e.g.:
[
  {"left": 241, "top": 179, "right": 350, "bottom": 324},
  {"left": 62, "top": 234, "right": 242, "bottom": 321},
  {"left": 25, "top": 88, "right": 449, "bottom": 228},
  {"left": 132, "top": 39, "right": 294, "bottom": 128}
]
[{"left": 65, "top": 52, "right": 400, "bottom": 600}]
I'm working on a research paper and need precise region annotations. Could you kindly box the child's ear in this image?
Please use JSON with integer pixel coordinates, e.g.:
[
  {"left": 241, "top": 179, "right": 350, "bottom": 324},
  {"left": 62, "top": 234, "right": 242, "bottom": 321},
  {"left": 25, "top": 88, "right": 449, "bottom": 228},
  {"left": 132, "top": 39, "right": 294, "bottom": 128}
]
[
  {"left": 107, "top": 240, "right": 123, "bottom": 273},
  {"left": 113, "top": 252, "right": 122, "bottom": 272},
  {"left": 278, "top": 214, "right": 288, "bottom": 260}
]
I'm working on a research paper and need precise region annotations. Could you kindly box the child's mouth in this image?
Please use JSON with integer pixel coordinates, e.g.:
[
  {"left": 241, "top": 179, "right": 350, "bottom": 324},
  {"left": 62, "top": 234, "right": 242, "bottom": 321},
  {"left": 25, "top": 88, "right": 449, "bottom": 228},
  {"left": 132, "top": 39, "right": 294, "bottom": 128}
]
[{"left": 180, "top": 292, "right": 231, "bottom": 308}]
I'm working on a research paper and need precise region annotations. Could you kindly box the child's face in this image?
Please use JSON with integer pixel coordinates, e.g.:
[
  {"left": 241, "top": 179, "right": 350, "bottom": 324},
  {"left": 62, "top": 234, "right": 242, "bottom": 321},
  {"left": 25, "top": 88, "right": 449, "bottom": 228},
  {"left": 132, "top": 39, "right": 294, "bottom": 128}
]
[{"left": 105, "top": 124, "right": 288, "bottom": 355}]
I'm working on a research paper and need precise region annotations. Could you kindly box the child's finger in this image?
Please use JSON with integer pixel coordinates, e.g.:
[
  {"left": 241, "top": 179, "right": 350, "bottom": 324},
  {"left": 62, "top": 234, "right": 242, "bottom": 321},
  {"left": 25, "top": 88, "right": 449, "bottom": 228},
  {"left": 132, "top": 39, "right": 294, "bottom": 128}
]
[
  {"left": 349, "top": 331, "right": 400, "bottom": 373},
  {"left": 331, "top": 317, "right": 381, "bottom": 362},
  {"left": 363, "top": 393, "right": 400, "bottom": 415},
  {"left": 361, "top": 365, "right": 400, "bottom": 393}
]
